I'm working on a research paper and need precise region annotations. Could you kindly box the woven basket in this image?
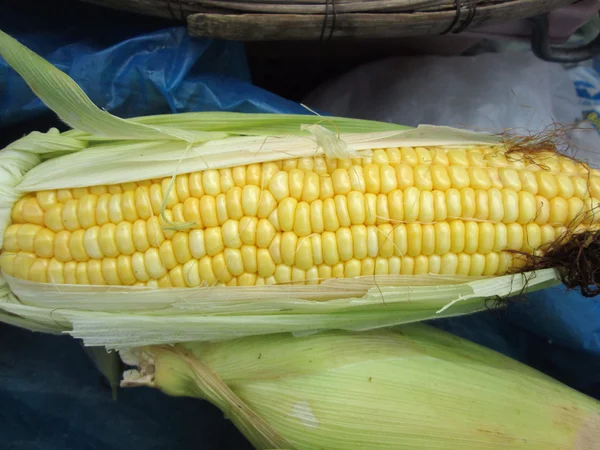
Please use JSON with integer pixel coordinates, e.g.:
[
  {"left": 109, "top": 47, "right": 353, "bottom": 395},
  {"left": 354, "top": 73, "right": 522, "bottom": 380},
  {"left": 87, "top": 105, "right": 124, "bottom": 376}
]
[{"left": 81, "top": 0, "right": 576, "bottom": 41}]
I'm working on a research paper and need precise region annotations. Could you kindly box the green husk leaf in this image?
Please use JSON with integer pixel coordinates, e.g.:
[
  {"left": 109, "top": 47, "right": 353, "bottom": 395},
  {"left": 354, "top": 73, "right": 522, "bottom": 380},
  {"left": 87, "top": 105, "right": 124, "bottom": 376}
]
[
  {"left": 81, "top": 346, "right": 122, "bottom": 400},
  {"left": 123, "top": 324, "right": 600, "bottom": 450},
  {"left": 65, "top": 111, "right": 411, "bottom": 139},
  {"left": 1, "top": 269, "right": 558, "bottom": 348}
]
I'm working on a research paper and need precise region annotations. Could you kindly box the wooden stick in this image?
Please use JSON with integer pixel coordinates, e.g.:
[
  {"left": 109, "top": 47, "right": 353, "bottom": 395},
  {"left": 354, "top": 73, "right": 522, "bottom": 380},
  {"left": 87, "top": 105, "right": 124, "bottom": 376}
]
[
  {"left": 186, "top": 0, "right": 573, "bottom": 41},
  {"left": 190, "top": 0, "right": 443, "bottom": 14}
]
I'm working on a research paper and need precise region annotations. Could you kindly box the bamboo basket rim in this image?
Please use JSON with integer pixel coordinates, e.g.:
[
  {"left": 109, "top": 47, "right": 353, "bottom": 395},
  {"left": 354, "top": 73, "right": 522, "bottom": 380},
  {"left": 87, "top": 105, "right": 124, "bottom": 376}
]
[{"left": 78, "top": 0, "right": 576, "bottom": 41}]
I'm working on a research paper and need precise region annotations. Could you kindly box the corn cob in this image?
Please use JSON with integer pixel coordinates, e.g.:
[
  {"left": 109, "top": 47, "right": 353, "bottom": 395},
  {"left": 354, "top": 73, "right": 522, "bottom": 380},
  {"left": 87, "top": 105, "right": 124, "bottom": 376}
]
[{"left": 2, "top": 144, "right": 599, "bottom": 287}]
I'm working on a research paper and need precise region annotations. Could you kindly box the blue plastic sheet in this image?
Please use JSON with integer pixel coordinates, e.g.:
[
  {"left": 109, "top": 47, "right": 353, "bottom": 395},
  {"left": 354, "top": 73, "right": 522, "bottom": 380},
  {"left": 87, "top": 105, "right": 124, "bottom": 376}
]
[
  {"left": 0, "top": 325, "right": 253, "bottom": 450},
  {"left": 0, "top": 1, "right": 305, "bottom": 128}
]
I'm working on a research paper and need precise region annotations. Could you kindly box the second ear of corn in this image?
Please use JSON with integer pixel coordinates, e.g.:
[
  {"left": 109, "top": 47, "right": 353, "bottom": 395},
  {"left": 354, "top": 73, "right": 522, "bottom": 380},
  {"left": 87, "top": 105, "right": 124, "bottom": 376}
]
[
  {"left": 122, "top": 324, "right": 600, "bottom": 450},
  {"left": 1, "top": 144, "right": 599, "bottom": 288}
]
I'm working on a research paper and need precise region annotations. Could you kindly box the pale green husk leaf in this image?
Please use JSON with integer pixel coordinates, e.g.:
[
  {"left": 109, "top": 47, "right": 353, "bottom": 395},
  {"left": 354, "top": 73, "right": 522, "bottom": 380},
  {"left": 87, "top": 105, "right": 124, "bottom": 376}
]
[
  {"left": 123, "top": 324, "right": 600, "bottom": 449},
  {"left": 1, "top": 269, "right": 558, "bottom": 348}
]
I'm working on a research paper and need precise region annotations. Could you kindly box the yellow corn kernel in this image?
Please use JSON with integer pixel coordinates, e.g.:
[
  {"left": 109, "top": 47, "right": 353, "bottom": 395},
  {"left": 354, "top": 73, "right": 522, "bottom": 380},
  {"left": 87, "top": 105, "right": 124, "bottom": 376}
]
[
  {"left": 445, "top": 188, "right": 461, "bottom": 219},
  {"left": 99, "top": 223, "right": 119, "bottom": 258},
  {"left": 216, "top": 193, "right": 229, "bottom": 226},
  {"left": 54, "top": 231, "right": 72, "bottom": 262},
  {"left": 414, "top": 165, "right": 433, "bottom": 190},
  {"left": 239, "top": 216, "right": 258, "bottom": 246},
  {"left": 14, "top": 252, "right": 36, "bottom": 280},
  {"left": 507, "top": 223, "right": 524, "bottom": 251},
  {"left": 517, "top": 191, "right": 537, "bottom": 224},
  {"left": 474, "top": 190, "right": 489, "bottom": 221},
  {"left": 23, "top": 198, "right": 45, "bottom": 225},
  {"left": 469, "top": 253, "right": 486, "bottom": 276},
  {"left": 29, "top": 258, "right": 49, "bottom": 283},
  {"left": 269, "top": 233, "right": 282, "bottom": 264},
  {"left": 448, "top": 166, "right": 470, "bottom": 189},
  {"left": 183, "top": 197, "right": 203, "bottom": 227},
  {"left": 241, "top": 245, "right": 258, "bottom": 273},
  {"left": 434, "top": 222, "right": 451, "bottom": 255},
  {"left": 403, "top": 187, "right": 420, "bottom": 222},
  {"left": 200, "top": 196, "right": 219, "bottom": 228},
  {"left": 460, "top": 188, "right": 476, "bottom": 218},
  {"left": 295, "top": 237, "right": 313, "bottom": 270},
  {"left": 364, "top": 193, "right": 377, "bottom": 225},
  {"left": 464, "top": 222, "right": 479, "bottom": 254},
  {"left": 36, "top": 191, "right": 57, "bottom": 211},
  {"left": 468, "top": 167, "right": 492, "bottom": 190},
  {"left": 433, "top": 191, "right": 450, "bottom": 222},
  {"left": 116, "top": 255, "right": 137, "bottom": 285},
  {"left": 502, "top": 189, "right": 519, "bottom": 223},
  {"left": 536, "top": 171, "right": 558, "bottom": 198},
  {"left": 278, "top": 197, "right": 298, "bottom": 232},
  {"left": 364, "top": 164, "right": 381, "bottom": 194},
  {"left": 431, "top": 165, "right": 451, "bottom": 191},
  {"left": 69, "top": 229, "right": 89, "bottom": 262},
  {"left": 519, "top": 170, "right": 538, "bottom": 194},
  {"left": 242, "top": 185, "right": 261, "bottom": 217},
  {"left": 419, "top": 191, "right": 434, "bottom": 223},
  {"left": 96, "top": 193, "right": 111, "bottom": 225},
  {"left": 281, "top": 232, "right": 298, "bottom": 267},
  {"left": 85, "top": 260, "right": 105, "bottom": 285},
  {"left": 421, "top": 224, "right": 435, "bottom": 256},
  {"left": 440, "top": 252, "right": 458, "bottom": 275},
  {"left": 16, "top": 224, "right": 41, "bottom": 253},
  {"left": 335, "top": 195, "right": 351, "bottom": 228},
  {"left": 257, "top": 248, "right": 275, "bottom": 278},
  {"left": 395, "top": 163, "right": 414, "bottom": 190},
  {"left": 407, "top": 223, "right": 422, "bottom": 257},
  {"left": 269, "top": 171, "right": 289, "bottom": 202}
]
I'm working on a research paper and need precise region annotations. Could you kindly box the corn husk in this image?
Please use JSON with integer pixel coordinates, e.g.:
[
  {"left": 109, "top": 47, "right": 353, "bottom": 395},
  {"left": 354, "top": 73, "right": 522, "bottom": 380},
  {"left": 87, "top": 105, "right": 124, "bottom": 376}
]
[
  {"left": 0, "top": 29, "right": 560, "bottom": 347},
  {"left": 122, "top": 324, "right": 600, "bottom": 450}
]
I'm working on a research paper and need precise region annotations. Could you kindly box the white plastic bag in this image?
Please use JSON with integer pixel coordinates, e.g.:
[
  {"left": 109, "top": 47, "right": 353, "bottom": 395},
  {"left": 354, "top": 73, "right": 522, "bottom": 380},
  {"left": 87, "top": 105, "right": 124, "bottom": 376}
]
[{"left": 305, "top": 51, "right": 600, "bottom": 165}]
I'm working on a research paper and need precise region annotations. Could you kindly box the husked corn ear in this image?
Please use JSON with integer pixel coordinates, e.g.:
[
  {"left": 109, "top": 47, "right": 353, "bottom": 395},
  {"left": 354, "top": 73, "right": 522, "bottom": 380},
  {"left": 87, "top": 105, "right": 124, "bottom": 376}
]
[{"left": 3, "top": 145, "right": 600, "bottom": 287}]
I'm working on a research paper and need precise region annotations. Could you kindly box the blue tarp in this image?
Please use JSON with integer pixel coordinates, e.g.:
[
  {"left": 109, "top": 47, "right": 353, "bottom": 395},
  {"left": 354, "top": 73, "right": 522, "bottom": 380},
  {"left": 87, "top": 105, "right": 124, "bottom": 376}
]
[
  {"left": 1, "top": 1, "right": 600, "bottom": 449},
  {"left": 0, "top": 0, "right": 305, "bottom": 128}
]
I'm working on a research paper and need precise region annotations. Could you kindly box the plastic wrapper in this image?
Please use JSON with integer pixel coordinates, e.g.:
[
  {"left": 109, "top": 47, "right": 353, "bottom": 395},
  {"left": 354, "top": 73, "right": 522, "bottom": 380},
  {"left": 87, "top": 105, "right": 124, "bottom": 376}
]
[{"left": 0, "top": 1, "right": 305, "bottom": 129}]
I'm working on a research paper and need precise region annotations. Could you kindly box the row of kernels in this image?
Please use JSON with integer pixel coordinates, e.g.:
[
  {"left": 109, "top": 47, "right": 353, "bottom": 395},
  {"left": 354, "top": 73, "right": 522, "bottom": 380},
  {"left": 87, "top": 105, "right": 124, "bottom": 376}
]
[
  {"left": 163, "top": 250, "right": 516, "bottom": 281},
  {"left": 11, "top": 150, "right": 597, "bottom": 216},
  {"left": 323, "top": 147, "right": 494, "bottom": 169},
  {"left": 178, "top": 185, "right": 274, "bottom": 228},
  {"left": 0, "top": 249, "right": 517, "bottom": 286},
  {"left": 501, "top": 150, "right": 586, "bottom": 175},
  {"left": 255, "top": 222, "right": 557, "bottom": 272},
  {"left": 23, "top": 169, "right": 593, "bottom": 233},
  {"left": 32, "top": 182, "right": 149, "bottom": 208},
  {"left": 326, "top": 160, "right": 593, "bottom": 198},
  {"left": 32, "top": 185, "right": 273, "bottom": 233},
  {"left": 12, "top": 165, "right": 597, "bottom": 230},
  {"left": 0, "top": 252, "right": 140, "bottom": 286},
  {"left": 0, "top": 217, "right": 566, "bottom": 270},
  {"left": 323, "top": 146, "right": 591, "bottom": 175},
  {"left": 499, "top": 167, "right": 589, "bottom": 198},
  {"left": 263, "top": 188, "right": 597, "bottom": 235},
  {"left": 3, "top": 215, "right": 177, "bottom": 262},
  {"left": 178, "top": 163, "right": 283, "bottom": 199}
]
